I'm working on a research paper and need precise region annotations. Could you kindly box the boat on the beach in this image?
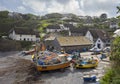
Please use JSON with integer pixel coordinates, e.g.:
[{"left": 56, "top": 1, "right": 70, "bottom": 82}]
[
  {"left": 22, "top": 49, "right": 35, "bottom": 55},
  {"left": 33, "top": 51, "right": 71, "bottom": 71},
  {"left": 32, "top": 43, "right": 72, "bottom": 71},
  {"left": 37, "top": 61, "right": 70, "bottom": 71},
  {"left": 75, "top": 58, "right": 98, "bottom": 69},
  {"left": 83, "top": 75, "right": 97, "bottom": 82}
]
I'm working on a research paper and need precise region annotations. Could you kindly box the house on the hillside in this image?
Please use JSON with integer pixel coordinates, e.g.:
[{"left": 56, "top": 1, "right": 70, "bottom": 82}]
[
  {"left": 63, "top": 24, "right": 75, "bottom": 29},
  {"left": 45, "top": 36, "right": 93, "bottom": 52},
  {"left": 109, "top": 22, "right": 119, "bottom": 29},
  {"left": 69, "top": 27, "right": 88, "bottom": 36},
  {"left": 78, "top": 16, "right": 87, "bottom": 19},
  {"left": 59, "top": 24, "right": 70, "bottom": 31},
  {"left": 68, "top": 22, "right": 78, "bottom": 26},
  {"left": 8, "top": 12, "right": 23, "bottom": 19},
  {"left": 9, "top": 28, "right": 40, "bottom": 41},
  {"left": 113, "top": 29, "right": 120, "bottom": 37},
  {"left": 85, "top": 29, "right": 110, "bottom": 50},
  {"left": 46, "top": 24, "right": 75, "bottom": 33},
  {"left": 46, "top": 25, "right": 61, "bottom": 33}
]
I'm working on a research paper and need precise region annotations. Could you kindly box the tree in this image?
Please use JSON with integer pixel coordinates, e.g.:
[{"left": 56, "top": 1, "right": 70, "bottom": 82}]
[
  {"left": 117, "top": 6, "right": 120, "bottom": 13},
  {"left": 100, "top": 6, "right": 120, "bottom": 84},
  {"left": 0, "top": 11, "right": 9, "bottom": 18},
  {"left": 100, "top": 13, "right": 107, "bottom": 21},
  {"left": 110, "top": 37, "right": 120, "bottom": 66},
  {"left": 100, "top": 37, "right": 120, "bottom": 84}
]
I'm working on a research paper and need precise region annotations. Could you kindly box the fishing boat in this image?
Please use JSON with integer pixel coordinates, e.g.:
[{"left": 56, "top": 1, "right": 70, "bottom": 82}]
[
  {"left": 75, "top": 58, "right": 98, "bottom": 69},
  {"left": 32, "top": 43, "right": 71, "bottom": 71},
  {"left": 37, "top": 61, "right": 70, "bottom": 71},
  {"left": 34, "top": 51, "right": 71, "bottom": 71}
]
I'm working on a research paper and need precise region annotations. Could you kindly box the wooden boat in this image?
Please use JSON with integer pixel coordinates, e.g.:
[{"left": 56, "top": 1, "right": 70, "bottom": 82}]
[
  {"left": 22, "top": 49, "right": 35, "bottom": 55},
  {"left": 34, "top": 52, "right": 71, "bottom": 71},
  {"left": 83, "top": 75, "right": 97, "bottom": 82},
  {"left": 37, "top": 61, "right": 70, "bottom": 71},
  {"left": 75, "top": 59, "right": 98, "bottom": 69}
]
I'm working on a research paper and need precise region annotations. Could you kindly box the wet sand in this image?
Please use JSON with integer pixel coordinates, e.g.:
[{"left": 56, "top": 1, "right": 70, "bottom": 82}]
[
  {"left": 0, "top": 51, "right": 110, "bottom": 84},
  {"left": 39, "top": 52, "right": 110, "bottom": 84}
]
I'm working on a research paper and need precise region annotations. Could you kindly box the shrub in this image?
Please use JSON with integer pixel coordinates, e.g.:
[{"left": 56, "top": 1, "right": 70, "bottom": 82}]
[
  {"left": 100, "top": 69, "right": 114, "bottom": 84},
  {"left": 18, "top": 41, "right": 32, "bottom": 50}
]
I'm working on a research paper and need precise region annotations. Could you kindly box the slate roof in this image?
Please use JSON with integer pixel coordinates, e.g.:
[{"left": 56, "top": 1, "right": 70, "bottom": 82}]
[
  {"left": 89, "top": 29, "right": 110, "bottom": 42},
  {"left": 57, "top": 36, "right": 93, "bottom": 46},
  {"left": 46, "top": 25, "right": 61, "bottom": 29},
  {"left": 70, "top": 27, "right": 88, "bottom": 36},
  {"left": 63, "top": 24, "right": 75, "bottom": 28},
  {"left": 10, "top": 27, "right": 40, "bottom": 37}
]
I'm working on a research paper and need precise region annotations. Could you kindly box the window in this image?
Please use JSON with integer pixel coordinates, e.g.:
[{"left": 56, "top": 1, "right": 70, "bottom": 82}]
[
  {"left": 20, "top": 35, "right": 22, "bottom": 37},
  {"left": 24, "top": 38, "right": 26, "bottom": 41},
  {"left": 27, "top": 38, "right": 29, "bottom": 41},
  {"left": 97, "top": 44, "right": 101, "bottom": 49}
]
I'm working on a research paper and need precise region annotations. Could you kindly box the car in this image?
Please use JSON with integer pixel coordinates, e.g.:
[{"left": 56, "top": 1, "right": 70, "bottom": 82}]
[
  {"left": 89, "top": 47, "right": 102, "bottom": 52},
  {"left": 103, "top": 47, "right": 111, "bottom": 52}
]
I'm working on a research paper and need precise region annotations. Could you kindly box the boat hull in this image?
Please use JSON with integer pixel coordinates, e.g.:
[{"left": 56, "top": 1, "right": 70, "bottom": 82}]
[
  {"left": 37, "top": 61, "right": 70, "bottom": 71},
  {"left": 75, "top": 60, "right": 98, "bottom": 69}
]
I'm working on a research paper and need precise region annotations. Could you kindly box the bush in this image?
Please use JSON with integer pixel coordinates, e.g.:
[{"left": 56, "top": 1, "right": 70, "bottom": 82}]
[
  {"left": 100, "top": 37, "right": 120, "bottom": 84},
  {"left": 100, "top": 69, "right": 114, "bottom": 84},
  {"left": 18, "top": 41, "right": 32, "bottom": 50}
]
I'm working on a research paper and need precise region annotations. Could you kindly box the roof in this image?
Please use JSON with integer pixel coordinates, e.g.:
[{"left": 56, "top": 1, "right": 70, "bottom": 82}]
[
  {"left": 57, "top": 36, "right": 93, "bottom": 46},
  {"left": 10, "top": 28, "right": 40, "bottom": 36},
  {"left": 70, "top": 27, "right": 88, "bottom": 35},
  {"left": 114, "top": 29, "right": 120, "bottom": 34},
  {"left": 113, "top": 29, "right": 120, "bottom": 37},
  {"left": 63, "top": 24, "right": 75, "bottom": 28},
  {"left": 89, "top": 29, "right": 110, "bottom": 42},
  {"left": 46, "top": 25, "right": 61, "bottom": 29}
]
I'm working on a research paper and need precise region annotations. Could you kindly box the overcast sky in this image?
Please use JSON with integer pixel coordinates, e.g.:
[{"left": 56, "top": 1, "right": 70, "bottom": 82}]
[{"left": 0, "top": 0, "right": 120, "bottom": 17}]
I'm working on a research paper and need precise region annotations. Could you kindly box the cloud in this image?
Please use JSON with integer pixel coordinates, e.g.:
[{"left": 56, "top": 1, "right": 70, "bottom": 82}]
[
  {"left": 17, "top": 6, "right": 26, "bottom": 12},
  {"left": 22, "top": 0, "right": 47, "bottom": 14},
  {"left": 0, "top": 0, "right": 120, "bottom": 17},
  {"left": 81, "top": 0, "right": 120, "bottom": 17},
  {"left": 0, "top": 6, "right": 8, "bottom": 11},
  {"left": 22, "top": 0, "right": 84, "bottom": 15}
]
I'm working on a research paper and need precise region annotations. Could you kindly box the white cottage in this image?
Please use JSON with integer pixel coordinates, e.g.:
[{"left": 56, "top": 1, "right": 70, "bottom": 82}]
[
  {"left": 85, "top": 29, "right": 110, "bottom": 50},
  {"left": 46, "top": 24, "right": 73, "bottom": 33},
  {"left": 110, "top": 22, "right": 119, "bottom": 29},
  {"left": 46, "top": 25, "right": 61, "bottom": 33},
  {"left": 9, "top": 28, "right": 40, "bottom": 42}
]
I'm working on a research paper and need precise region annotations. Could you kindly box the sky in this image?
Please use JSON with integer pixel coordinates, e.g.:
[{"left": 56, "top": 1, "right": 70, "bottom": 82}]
[{"left": 0, "top": 0, "right": 120, "bottom": 17}]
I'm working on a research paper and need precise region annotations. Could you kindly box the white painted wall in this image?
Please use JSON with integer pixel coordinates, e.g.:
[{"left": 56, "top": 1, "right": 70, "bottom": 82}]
[
  {"left": 15, "top": 34, "right": 36, "bottom": 41},
  {"left": 95, "top": 38, "right": 105, "bottom": 49},
  {"left": 9, "top": 30, "right": 40, "bottom": 41},
  {"left": 85, "top": 31, "right": 94, "bottom": 42},
  {"left": 85, "top": 31, "right": 106, "bottom": 49},
  {"left": 69, "top": 22, "right": 77, "bottom": 26},
  {"left": 46, "top": 29, "right": 61, "bottom": 33},
  {"left": 9, "top": 30, "right": 15, "bottom": 40},
  {"left": 60, "top": 24, "right": 69, "bottom": 31},
  {"left": 110, "top": 24, "right": 119, "bottom": 29}
]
